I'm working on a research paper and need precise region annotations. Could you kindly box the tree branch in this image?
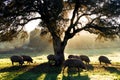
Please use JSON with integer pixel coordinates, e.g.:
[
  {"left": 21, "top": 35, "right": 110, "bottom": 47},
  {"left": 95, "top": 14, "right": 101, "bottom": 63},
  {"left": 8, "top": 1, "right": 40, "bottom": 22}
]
[
  {"left": 16, "top": 17, "right": 41, "bottom": 26},
  {"left": 64, "top": 13, "right": 92, "bottom": 40},
  {"left": 88, "top": 24, "right": 119, "bottom": 35}
]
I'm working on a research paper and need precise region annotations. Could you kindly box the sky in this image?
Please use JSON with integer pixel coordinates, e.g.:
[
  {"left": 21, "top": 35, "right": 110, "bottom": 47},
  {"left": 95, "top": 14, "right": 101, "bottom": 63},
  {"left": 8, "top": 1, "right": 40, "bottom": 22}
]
[
  {"left": 24, "top": 20, "right": 40, "bottom": 33},
  {"left": 24, "top": 13, "right": 41, "bottom": 33}
]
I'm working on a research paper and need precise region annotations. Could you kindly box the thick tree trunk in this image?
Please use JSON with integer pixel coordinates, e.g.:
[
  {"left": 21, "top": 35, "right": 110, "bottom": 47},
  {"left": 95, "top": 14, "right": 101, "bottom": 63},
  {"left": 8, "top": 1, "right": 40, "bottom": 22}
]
[
  {"left": 46, "top": 21, "right": 68, "bottom": 66},
  {"left": 52, "top": 37, "right": 66, "bottom": 66}
]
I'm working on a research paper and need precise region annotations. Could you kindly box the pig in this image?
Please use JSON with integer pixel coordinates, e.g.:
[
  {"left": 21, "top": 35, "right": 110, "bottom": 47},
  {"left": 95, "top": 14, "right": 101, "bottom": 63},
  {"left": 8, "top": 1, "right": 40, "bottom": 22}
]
[
  {"left": 98, "top": 56, "right": 111, "bottom": 66},
  {"left": 10, "top": 55, "right": 24, "bottom": 66},
  {"left": 47, "top": 54, "right": 55, "bottom": 61},
  {"left": 21, "top": 55, "right": 33, "bottom": 64},
  {"left": 47, "top": 54, "right": 56, "bottom": 65},
  {"left": 47, "top": 54, "right": 61, "bottom": 66},
  {"left": 63, "top": 58, "right": 86, "bottom": 72},
  {"left": 68, "top": 55, "right": 80, "bottom": 59},
  {"left": 80, "top": 55, "right": 90, "bottom": 65}
]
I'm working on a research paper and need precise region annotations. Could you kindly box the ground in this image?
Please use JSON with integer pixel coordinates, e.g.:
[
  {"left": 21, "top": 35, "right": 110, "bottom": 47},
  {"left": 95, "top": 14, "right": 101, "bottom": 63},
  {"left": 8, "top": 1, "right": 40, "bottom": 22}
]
[{"left": 0, "top": 48, "right": 120, "bottom": 80}]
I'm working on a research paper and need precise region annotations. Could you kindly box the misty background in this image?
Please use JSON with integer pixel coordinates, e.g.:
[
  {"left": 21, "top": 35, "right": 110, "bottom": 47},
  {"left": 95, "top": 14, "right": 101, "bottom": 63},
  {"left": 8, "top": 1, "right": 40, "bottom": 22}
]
[{"left": 0, "top": 28, "right": 120, "bottom": 54}]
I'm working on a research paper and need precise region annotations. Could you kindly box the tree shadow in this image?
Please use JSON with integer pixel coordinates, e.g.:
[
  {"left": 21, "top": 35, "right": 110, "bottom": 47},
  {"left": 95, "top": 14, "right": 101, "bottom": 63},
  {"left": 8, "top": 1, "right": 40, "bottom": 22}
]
[
  {"left": 62, "top": 68, "right": 90, "bottom": 80},
  {"left": 0, "top": 65, "right": 28, "bottom": 73},
  {"left": 12, "top": 62, "right": 62, "bottom": 80},
  {"left": 0, "top": 65, "right": 31, "bottom": 80},
  {"left": 62, "top": 75, "right": 90, "bottom": 80},
  {"left": 104, "top": 66, "right": 120, "bottom": 75},
  {"left": 0, "top": 63, "right": 90, "bottom": 80},
  {"left": 62, "top": 70, "right": 90, "bottom": 80}
]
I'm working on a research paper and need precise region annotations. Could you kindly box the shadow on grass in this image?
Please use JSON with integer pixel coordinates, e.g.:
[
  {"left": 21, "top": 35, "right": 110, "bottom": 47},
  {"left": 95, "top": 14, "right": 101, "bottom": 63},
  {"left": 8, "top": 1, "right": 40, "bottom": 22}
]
[
  {"left": 104, "top": 66, "right": 120, "bottom": 75},
  {"left": 0, "top": 63, "right": 90, "bottom": 80},
  {"left": 63, "top": 74, "right": 90, "bottom": 80},
  {"left": 62, "top": 67, "right": 90, "bottom": 80},
  {"left": 12, "top": 62, "right": 62, "bottom": 80},
  {"left": 63, "top": 69, "right": 90, "bottom": 80},
  {"left": 0, "top": 65, "right": 29, "bottom": 73}
]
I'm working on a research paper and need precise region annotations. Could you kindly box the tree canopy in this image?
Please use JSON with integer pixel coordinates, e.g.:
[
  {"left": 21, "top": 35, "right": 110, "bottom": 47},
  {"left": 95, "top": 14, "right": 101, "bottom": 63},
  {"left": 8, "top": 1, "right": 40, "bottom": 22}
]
[{"left": 0, "top": 0, "right": 120, "bottom": 41}]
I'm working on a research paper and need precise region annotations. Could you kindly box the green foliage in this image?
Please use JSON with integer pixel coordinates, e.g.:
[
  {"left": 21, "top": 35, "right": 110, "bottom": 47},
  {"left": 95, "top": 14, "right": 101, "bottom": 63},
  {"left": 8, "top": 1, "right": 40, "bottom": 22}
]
[{"left": 0, "top": 0, "right": 119, "bottom": 41}]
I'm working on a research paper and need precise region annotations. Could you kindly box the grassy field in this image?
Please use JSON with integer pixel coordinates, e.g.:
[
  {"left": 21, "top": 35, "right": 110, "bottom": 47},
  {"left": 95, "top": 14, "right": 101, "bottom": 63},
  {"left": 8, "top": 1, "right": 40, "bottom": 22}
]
[{"left": 0, "top": 48, "right": 120, "bottom": 80}]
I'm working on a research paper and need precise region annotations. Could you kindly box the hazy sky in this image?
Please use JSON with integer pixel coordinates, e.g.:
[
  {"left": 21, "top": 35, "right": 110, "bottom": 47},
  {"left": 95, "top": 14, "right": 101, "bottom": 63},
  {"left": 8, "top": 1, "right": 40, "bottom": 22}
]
[{"left": 0, "top": 28, "right": 119, "bottom": 51}]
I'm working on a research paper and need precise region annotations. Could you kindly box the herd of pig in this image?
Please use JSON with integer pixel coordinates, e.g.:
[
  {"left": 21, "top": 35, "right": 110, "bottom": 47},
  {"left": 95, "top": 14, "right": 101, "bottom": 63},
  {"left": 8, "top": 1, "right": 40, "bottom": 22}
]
[
  {"left": 47, "top": 54, "right": 112, "bottom": 72},
  {"left": 10, "top": 54, "right": 111, "bottom": 72},
  {"left": 67, "top": 55, "right": 111, "bottom": 65},
  {"left": 10, "top": 55, "right": 33, "bottom": 66}
]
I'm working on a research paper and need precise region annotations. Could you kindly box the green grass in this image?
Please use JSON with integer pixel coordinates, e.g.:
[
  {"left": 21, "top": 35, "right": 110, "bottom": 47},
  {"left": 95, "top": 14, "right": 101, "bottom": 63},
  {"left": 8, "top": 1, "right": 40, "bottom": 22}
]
[{"left": 0, "top": 48, "right": 120, "bottom": 80}]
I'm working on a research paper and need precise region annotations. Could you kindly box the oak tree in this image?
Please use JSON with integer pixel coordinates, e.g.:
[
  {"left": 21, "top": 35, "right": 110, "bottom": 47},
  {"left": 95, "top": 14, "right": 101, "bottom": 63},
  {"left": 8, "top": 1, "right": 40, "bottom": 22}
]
[{"left": 0, "top": 0, "right": 120, "bottom": 65}]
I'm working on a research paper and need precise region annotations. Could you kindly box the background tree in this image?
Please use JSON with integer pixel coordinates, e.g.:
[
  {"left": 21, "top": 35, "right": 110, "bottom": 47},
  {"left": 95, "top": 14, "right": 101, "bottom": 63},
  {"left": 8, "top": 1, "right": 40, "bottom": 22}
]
[{"left": 0, "top": 0, "right": 120, "bottom": 65}]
